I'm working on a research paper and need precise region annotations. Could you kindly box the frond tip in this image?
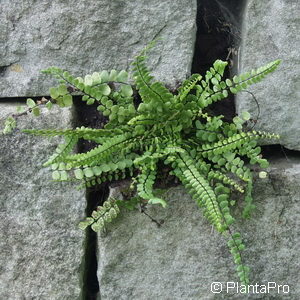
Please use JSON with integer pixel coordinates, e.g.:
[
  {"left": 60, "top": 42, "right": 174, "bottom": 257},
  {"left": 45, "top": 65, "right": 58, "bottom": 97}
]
[{"left": 78, "top": 198, "right": 120, "bottom": 232}]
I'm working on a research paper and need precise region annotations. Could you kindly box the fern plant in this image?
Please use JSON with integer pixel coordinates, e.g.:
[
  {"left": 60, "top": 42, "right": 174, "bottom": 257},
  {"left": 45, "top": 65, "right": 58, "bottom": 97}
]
[{"left": 5, "top": 41, "right": 281, "bottom": 285}]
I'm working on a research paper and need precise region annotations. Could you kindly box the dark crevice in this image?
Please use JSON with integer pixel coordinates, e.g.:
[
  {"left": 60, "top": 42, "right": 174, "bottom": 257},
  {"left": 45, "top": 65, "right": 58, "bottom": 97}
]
[
  {"left": 0, "top": 65, "right": 9, "bottom": 77},
  {"left": 80, "top": 186, "right": 108, "bottom": 300},
  {"left": 261, "top": 144, "right": 300, "bottom": 161},
  {"left": 0, "top": 96, "right": 48, "bottom": 102},
  {"left": 74, "top": 98, "right": 108, "bottom": 300},
  {"left": 192, "top": 0, "right": 247, "bottom": 121},
  {"left": 190, "top": 1, "right": 300, "bottom": 165}
]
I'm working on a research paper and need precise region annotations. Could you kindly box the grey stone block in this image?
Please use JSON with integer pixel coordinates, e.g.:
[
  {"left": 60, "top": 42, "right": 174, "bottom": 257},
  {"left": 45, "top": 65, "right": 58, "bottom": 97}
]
[
  {"left": 97, "top": 158, "right": 300, "bottom": 299},
  {"left": 236, "top": 0, "right": 300, "bottom": 150},
  {"left": 0, "top": 104, "right": 86, "bottom": 300},
  {"left": 0, "top": 0, "right": 197, "bottom": 97}
]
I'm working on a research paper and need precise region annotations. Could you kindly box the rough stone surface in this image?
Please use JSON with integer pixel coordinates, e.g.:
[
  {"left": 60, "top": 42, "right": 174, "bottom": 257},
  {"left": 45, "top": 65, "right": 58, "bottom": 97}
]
[
  {"left": 236, "top": 0, "right": 300, "bottom": 150},
  {"left": 0, "top": 104, "right": 86, "bottom": 300},
  {"left": 0, "top": 0, "right": 197, "bottom": 97},
  {"left": 98, "top": 158, "right": 300, "bottom": 299}
]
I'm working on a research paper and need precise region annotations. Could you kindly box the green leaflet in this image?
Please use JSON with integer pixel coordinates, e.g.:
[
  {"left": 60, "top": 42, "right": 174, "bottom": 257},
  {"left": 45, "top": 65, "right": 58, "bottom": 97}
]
[
  {"left": 148, "top": 197, "right": 167, "bottom": 208},
  {"left": 26, "top": 98, "right": 36, "bottom": 108},
  {"left": 120, "top": 85, "right": 133, "bottom": 97}
]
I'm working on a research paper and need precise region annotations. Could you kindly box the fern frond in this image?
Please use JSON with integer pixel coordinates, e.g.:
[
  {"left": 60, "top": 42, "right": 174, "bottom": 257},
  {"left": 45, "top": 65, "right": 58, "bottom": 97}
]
[
  {"left": 81, "top": 167, "right": 133, "bottom": 189},
  {"left": 198, "top": 131, "right": 279, "bottom": 157},
  {"left": 78, "top": 197, "right": 120, "bottom": 232},
  {"left": 62, "top": 133, "right": 136, "bottom": 167},
  {"left": 230, "top": 60, "right": 281, "bottom": 92},
  {"left": 208, "top": 169, "right": 244, "bottom": 193},
  {"left": 197, "top": 59, "right": 281, "bottom": 109},
  {"left": 174, "top": 152, "right": 228, "bottom": 232},
  {"left": 135, "top": 144, "right": 184, "bottom": 167},
  {"left": 132, "top": 54, "right": 154, "bottom": 101},
  {"left": 73, "top": 156, "right": 134, "bottom": 179},
  {"left": 127, "top": 115, "right": 158, "bottom": 126},
  {"left": 43, "top": 135, "right": 78, "bottom": 167},
  {"left": 245, "top": 146, "right": 270, "bottom": 168},
  {"left": 227, "top": 232, "right": 250, "bottom": 285},
  {"left": 132, "top": 46, "right": 173, "bottom": 115},
  {"left": 131, "top": 40, "right": 157, "bottom": 94},
  {"left": 62, "top": 131, "right": 159, "bottom": 168},
  {"left": 136, "top": 167, "right": 167, "bottom": 207},
  {"left": 218, "top": 154, "right": 251, "bottom": 182},
  {"left": 23, "top": 127, "right": 124, "bottom": 138},
  {"left": 176, "top": 74, "right": 202, "bottom": 103},
  {"left": 242, "top": 174, "right": 255, "bottom": 219}
]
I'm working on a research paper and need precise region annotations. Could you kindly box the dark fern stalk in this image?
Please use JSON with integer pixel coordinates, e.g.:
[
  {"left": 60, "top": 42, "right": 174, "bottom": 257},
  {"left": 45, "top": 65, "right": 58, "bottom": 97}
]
[{"left": 11, "top": 42, "right": 280, "bottom": 285}]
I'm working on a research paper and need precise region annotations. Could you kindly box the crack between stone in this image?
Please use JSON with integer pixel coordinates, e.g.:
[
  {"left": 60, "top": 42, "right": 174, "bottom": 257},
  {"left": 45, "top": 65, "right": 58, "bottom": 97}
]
[
  {"left": 80, "top": 186, "right": 109, "bottom": 300},
  {"left": 191, "top": 0, "right": 247, "bottom": 121},
  {"left": 74, "top": 98, "right": 109, "bottom": 300}
]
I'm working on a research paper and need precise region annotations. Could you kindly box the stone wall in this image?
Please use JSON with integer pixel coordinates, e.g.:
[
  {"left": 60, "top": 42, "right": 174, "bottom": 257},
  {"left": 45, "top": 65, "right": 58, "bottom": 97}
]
[
  {"left": 0, "top": 0, "right": 299, "bottom": 299},
  {"left": 0, "top": 0, "right": 196, "bottom": 97},
  {"left": 236, "top": 0, "right": 300, "bottom": 151},
  {"left": 0, "top": 105, "right": 86, "bottom": 300}
]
